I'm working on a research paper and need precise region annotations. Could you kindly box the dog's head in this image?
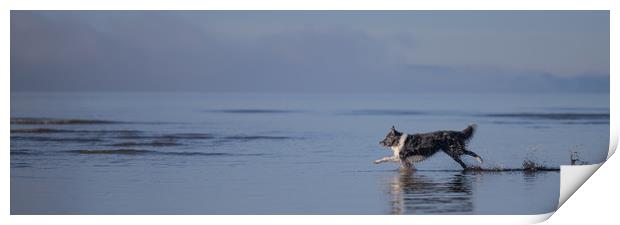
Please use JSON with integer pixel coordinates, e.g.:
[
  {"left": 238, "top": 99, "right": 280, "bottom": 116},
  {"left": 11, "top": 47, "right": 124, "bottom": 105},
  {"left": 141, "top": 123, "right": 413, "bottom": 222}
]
[{"left": 379, "top": 126, "right": 402, "bottom": 147}]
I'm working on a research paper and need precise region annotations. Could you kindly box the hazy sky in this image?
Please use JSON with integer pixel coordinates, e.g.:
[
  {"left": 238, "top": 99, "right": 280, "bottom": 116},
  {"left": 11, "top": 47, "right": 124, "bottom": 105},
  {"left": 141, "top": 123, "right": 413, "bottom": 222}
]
[{"left": 11, "top": 11, "right": 609, "bottom": 92}]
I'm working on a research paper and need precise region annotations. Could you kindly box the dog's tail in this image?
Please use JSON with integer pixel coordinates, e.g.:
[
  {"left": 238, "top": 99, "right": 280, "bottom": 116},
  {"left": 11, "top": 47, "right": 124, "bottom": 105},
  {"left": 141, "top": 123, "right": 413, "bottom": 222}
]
[{"left": 462, "top": 124, "right": 477, "bottom": 140}]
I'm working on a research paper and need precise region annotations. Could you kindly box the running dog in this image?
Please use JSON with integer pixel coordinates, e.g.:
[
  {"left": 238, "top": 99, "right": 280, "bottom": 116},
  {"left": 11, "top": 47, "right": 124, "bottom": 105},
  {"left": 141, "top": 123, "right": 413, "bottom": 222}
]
[{"left": 375, "top": 124, "right": 483, "bottom": 169}]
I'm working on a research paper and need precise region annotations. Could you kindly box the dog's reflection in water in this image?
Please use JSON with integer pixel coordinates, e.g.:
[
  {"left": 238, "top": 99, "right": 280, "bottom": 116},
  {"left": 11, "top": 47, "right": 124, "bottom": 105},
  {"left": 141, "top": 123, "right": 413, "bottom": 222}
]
[{"left": 387, "top": 169, "right": 474, "bottom": 214}]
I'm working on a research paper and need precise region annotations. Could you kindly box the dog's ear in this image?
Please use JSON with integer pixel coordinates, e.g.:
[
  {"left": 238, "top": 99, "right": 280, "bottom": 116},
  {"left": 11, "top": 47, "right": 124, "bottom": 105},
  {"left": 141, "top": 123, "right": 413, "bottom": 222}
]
[{"left": 391, "top": 125, "right": 396, "bottom": 131}]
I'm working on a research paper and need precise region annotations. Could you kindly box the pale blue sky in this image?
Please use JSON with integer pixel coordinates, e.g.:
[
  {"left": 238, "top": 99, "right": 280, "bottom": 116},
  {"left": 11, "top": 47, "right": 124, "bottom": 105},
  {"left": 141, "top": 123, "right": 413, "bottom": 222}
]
[{"left": 11, "top": 11, "right": 609, "bottom": 92}]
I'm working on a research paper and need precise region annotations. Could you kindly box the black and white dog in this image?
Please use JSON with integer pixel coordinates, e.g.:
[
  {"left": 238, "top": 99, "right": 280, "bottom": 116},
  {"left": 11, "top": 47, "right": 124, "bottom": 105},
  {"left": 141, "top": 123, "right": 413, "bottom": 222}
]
[{"left": 375, "top": 124, "right": 483, "bottom": 169}]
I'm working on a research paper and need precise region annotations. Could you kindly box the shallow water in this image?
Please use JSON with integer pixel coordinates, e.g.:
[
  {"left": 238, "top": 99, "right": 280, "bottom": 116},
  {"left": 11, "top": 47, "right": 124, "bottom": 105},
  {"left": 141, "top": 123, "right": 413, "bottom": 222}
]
[{"left": 10, "top": 92, "right": 609, "bottom": 214}]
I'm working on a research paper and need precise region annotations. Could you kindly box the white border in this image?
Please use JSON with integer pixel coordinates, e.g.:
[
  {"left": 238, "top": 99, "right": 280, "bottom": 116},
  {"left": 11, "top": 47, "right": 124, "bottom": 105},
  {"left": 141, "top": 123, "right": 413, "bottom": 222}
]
[
  {"left": 609, "top": 8, "right": 618, "bottom": 159},
  {"left": 3, "top": 1, "right": 617, "bottom": 225}
]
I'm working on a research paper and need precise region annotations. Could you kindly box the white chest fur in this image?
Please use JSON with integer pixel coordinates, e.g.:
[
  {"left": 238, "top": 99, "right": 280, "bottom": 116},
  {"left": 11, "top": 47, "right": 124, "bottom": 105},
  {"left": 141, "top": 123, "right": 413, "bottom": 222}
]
[
  {"left": 390, "top": 134, "right": 427, "bottom": 164},
  {"left": 390, "top": 134, "right": 408, "bottom": 157}
]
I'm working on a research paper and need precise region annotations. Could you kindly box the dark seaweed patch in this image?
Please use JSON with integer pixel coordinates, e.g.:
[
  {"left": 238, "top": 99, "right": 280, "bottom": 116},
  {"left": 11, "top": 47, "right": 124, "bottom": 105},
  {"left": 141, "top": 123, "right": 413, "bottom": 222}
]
[
  {"left": 347, "top": 109, "right": 426, "bottom": 116},
  {"left": 463, "top": 166, "right": 559, "bottom": 172},
  {"left": 116, "top": 133, "right": 212, "bottom": 140},
  {"left": 560, "top": 121, "right": 609, "bottom": 125},
  {"left": 11, "top": 117, "right": 119, "bottom": 125},
  {"left": 162, "top": 133, "right": 213, "bottom": 139},
  {"left": 84, "top": 129, "right": 142, "bottom": 134},
  {"left": 10, "top": 149, "right": 38, "bottom": 156},
  {"left": 64, "top": 149, "right": 263, "bottom": 157},
  {"left": 164, "top": 152, "right": 231, "bottom": 156},
  {"left": 489, "top": 121, "right": 536, "bottom": 125},
  {"left": 221, "top": 135, "right": 293, "bottom": 141},
  {"left": 159, "top": 152, "right": 265, "bottom": 157},
  {"left": 545, "top": 107, "right": 609, "bottom": 112},
  {"left": 11, "top": 136, "right": 103, "bottom": 143},
  {"left": 481, "top": 113, "right": 609, "bottom": 120},
  {"left": 115, "top": 134, "right": 152, "bottom": 140},
  {"left": 463, "top": 160, "right": 559, "bottom": 172},
  {"left": 110, "top": 139, "right": 180, "bottom": 147},
  {"left": 65, "top": 149, "right": 156, "bottom": 155},
  {"left": 526, "top": 125, "right": 551, "bottom": 129},
  {"left": 11, "top": 128, "right": 144, "bottom": 135},
  {"left": 211, "top": 109, "right": 298, "bottom": 114},
  {"left": 11, "top": 162, "right": 31, "bottom": 168},
  {"left": 11, "top": 128, "right": 69, "bottom": 133}
]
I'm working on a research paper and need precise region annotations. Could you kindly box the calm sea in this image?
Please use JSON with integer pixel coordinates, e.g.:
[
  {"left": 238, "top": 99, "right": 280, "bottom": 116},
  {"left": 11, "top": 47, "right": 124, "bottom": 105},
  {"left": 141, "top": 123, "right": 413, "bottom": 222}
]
[{"left": 10, "top": 92, "right": 609, "bottom": 214}]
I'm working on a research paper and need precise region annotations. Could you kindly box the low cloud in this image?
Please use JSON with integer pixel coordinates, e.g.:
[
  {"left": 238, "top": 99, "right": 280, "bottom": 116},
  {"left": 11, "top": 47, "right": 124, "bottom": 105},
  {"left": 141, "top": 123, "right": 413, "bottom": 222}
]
[{"left": 10, "top": 11, "right": 609, "bottom": 93}]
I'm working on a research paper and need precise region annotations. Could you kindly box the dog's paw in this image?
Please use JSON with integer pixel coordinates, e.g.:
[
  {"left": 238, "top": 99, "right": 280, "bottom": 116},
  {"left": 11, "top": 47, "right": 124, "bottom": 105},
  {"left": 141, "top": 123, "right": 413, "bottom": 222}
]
[
  {"left": 475, "top": 156, "right": 484, "bottom": 164},
  {"left": 373, "top": 160, "right": 381, "bottom": 164}
]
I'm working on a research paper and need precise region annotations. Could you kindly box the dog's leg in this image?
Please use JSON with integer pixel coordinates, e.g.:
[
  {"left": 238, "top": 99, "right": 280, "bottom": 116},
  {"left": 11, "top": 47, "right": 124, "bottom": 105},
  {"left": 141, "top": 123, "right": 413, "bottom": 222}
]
[
  {"left": 463, "top": 150, "right": 484, "bottom": 164},
  {"left": 400, "top": 163, "right": 413, "bottom": 171},
  {"left": 446, "top": 153, "right": 468, "bottom": 169},
  {"left": 374, "top": 156, "right": 399, "bottom": 164},
  {"left": 443, "top": 146, "right": 469, "bottom": 169},
  {"left": 399, "top": 158, "right": 415, "bottom": 171}
]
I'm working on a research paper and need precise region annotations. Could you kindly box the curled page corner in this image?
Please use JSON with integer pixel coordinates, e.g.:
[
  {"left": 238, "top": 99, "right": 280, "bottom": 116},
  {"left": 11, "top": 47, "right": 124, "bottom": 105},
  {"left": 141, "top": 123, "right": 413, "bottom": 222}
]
[
  {"left": 609, "top": 121, "right": 618, "bottom": 159},
  {"left": 558, "top": 163, "right": 603, "bottom": 209},
  {"left": 531, "top": 212, "right": 555, "bottom": 224}
]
